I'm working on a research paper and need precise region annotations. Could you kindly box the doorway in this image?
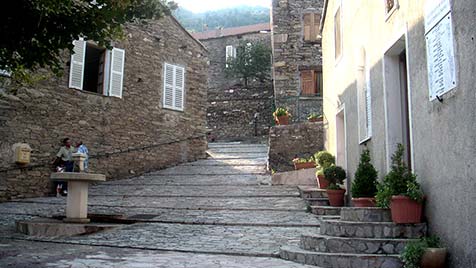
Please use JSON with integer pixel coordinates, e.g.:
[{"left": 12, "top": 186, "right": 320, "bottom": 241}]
[{"left": 383, "top": 35, "right": 412, "bottom": 170}]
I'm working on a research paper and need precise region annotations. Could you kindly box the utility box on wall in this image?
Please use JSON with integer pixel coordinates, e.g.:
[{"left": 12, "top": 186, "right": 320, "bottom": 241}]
[{"left": 13, "top": 143, "right": 32, "bottom": 165}]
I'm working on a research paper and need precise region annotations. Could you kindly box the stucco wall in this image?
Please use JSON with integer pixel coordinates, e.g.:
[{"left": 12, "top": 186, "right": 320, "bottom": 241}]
[
  {"left": 272, "top": 0, "right": 324, "bottom": 121},
  {"left": 322, "top": 1, "right": 476, "bottom": 267},
  {"left": 0, "top": 16, "right": 208, "bottom": 201}
]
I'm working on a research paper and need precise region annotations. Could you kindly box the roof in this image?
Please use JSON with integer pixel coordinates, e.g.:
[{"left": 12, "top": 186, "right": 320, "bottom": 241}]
[
  {"left": 192, "top": 23, "right": 271, "bottom": 40},
  {"left": 169, "top": 15, "right": 207, "bottom": 51}
]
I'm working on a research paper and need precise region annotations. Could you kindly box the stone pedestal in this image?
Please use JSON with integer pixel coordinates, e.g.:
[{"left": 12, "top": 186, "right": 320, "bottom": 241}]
[{"left": 50, "top": 172, "right": 105, "bottom": 223}]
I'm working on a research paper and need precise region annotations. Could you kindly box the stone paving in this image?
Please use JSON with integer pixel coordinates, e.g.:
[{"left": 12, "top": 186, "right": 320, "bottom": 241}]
[{"left": 0, "top": 142, "right": 320, "bottom": 267}]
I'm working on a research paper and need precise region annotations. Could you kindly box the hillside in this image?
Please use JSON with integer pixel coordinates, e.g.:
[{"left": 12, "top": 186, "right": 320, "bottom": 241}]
[{"left": 173, "top": 6, "right": 270, "bottom": 33}]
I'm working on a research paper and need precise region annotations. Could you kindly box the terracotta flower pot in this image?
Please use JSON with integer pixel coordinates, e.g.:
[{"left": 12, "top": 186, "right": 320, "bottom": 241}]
[
  {"left": 390, "top": 195, "right": 423, "bottom": 224},
  {"left": 294, "top": 162, "right": 316, "bottom": 170},
  {"left": 327, "top": 189, "right": 346, "bottom": 207},
  {"left": 276, "top": 115, "right": 289, "bottom": 125},
  {"left": 420, "top": 248, "right": 447, "bottom": 268},
  {"left": 352, "top": 197, "right": 376, "bottom": 207},
  {"left": 316, "top": 174, "right": 329, "bottom": 189}
]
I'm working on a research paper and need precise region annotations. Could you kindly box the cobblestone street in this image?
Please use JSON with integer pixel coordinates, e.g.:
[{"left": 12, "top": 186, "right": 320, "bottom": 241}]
[{"left": 0, "top": 143, "right": 319, "bottom": 267}]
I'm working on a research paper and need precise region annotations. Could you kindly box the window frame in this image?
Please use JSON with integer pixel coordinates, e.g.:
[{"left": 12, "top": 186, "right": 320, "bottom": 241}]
[
  {"left": 299, "top": 67, "right": 323, "bottom": 97},
  {"left": 163, "top": 62, "right": 185, "bottom": 112},
  {"left": 385, "top": 0, "right": 399, "bottom": 21},
  {"left": 334, "top": 4, "right": 343, "bottom": 63}
]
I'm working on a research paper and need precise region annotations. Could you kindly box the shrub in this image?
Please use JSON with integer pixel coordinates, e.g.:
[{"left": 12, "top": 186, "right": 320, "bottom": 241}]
[
  {"left": 273, "top": 107, "right": 289, "bottom": 118},
  {"left": 323, "top": 165, "right": 346, "bottom": 188},
  {"left": 351, "top": 150, "right": 378, "bottom": 198},
  {"left": 314, "top": 151, "right": 335, "bottom": 168},
  {"left": 376, "top": 144, "right": 424, "bottom": 208},
  {"left": 401, "top": 236, "right": 442, "bottom": 268},
  {"left": 307, "top": 113, "right": 322, "bottom": 120}
]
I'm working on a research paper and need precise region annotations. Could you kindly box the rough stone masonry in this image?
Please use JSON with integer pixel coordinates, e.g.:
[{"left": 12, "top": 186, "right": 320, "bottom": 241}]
[{"left": 0, "top": 16, "right": 208, "bottom": 201}]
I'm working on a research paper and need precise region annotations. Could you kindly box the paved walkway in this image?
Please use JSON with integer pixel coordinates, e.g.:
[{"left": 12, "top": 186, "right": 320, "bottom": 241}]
[{"left": 0, "top": 142, "right": 318, "bottom": 267}]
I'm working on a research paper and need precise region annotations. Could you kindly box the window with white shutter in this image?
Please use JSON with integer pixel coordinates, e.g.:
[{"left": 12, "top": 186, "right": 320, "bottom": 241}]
[
  {"left": 358, "top": 54, "right": 372, "bottom": 143},
  {"left": 225, "top": 45, "right": 236, "bottom": 68},
  {"left": 69, "top": 39, "right": 86, "bottom": 90},
  {"left": 109, "top": 48, "right": 125, "bottom": 98},
  {"left": 163, "top": 63, "right": 185, "bottom": 111}
]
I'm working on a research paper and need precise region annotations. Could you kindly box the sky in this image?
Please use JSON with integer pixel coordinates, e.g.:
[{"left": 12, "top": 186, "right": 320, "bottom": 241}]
[{"left": 173, "top": 0, "right": 271, "bottom": 13}]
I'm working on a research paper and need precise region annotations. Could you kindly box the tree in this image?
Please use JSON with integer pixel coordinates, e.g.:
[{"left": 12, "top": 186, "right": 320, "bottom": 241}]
[
  {"left": 225, "top": 41, "right": 272, "bottom": 86},
  {"left": 0, "top": 0, "right": 176, "bottom": 77}
]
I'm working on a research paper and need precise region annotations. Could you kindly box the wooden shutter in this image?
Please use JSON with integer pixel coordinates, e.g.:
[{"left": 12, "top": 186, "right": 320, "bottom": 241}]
[
  {"left": 301, "top": 70, "right": 317, "bottom": 96},
  {"left": 69, "top": 39, "right": 86, "bottom": 90},
  {"left": 163, "top": 63, "right": 174, "bottom": 109},
  {"left": 109, "top": 48, "right": 125, "bottom": 98},
  {"left": 304, "top": 13, "right": 321, "bottom": 41},
  {"left": 334, "top": 8, "right": 342, "bottom": 59},
  {"left": 174, "top": 66, "right": 185, "bottom": 111}
]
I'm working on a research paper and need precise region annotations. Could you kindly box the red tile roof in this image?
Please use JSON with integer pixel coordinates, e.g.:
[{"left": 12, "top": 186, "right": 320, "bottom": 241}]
[{"left": 192, "top": 23, "right": 271, "bottom": 40}]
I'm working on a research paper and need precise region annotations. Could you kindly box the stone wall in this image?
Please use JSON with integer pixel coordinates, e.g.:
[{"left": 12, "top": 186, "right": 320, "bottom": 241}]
[
  {"left": 0, "top": 16, "right": 208, "bottom": 201},
  {"left": 272, "top": 0, "right": 324, "bottom": 121},
  {"left": 268, "top": 122, "right": 324, "bottom": 172},
  {"left": 207, "top": 84, "right": 274, "bottom": 141},
  {"left": 200, "top": 31, "right": 274, "bottom": 141}
]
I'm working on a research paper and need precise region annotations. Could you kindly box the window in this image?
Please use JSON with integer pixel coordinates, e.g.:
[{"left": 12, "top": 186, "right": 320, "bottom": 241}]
[
  {"left": 163, "top": 63, "right": 185, "bottom": 111},
  {"left": 225, "top": 45, "right": 237, "bottom": 68},
  {"left": 358, "top": 55, "right": 372, "bottom": 142},
  {"left": 334, "top": 6, "right": 342, "bottom": 60},
  {"left": 300, "top": 69, "right": 322, "bottom": 96},
  {"left": 303, "top": 13, "right": 321, "bottom": 42},
  {"left": 69, "top": 39, "right": 125, "bottom": 98}
]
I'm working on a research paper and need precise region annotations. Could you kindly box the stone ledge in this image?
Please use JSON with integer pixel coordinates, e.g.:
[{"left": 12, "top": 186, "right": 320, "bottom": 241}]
[
  {"left": 300, "top": 234, "right": 411, "bottom": 255},
  {"left": 297, "top": 186, "right": 328, "bottom": 198},
  {"left": 311, "top": 206, "right": 342, "bottom": 216},
  {"left": 340, "top": 207, "right": 392, "bottom": 222},
  {"left": 320, "top": 219, "right": 427, "bottom": 239},
  {"left": 16, "top": 218, "right": 119, "bottom": 237},
  {"left": 280, "top": 245, "right": 402, "bottom": 268}
]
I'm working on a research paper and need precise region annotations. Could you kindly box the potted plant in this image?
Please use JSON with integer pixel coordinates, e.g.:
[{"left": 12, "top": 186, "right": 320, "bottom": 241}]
[
  {"left": 401, "top": 235, "right": 447, "bottom": 268},
  {"left": 314, "top": 151, "right": 335, "bottom": 189},
  {"left": 307, "top": 113, "right": 323, "bottom": 122},
  {"left": 376, "top": 144, "right": 425, "bottom": 223},
  {"left": 273, "top": 107, "right": 290, "bottom": 125},
  {"left": 292, "top": 156, "right": 316, "bottom": 170},
  {"left": 351, "top": 149, "right": 378, "bottom": 207},
  {"left": 324, "top": 165, "right": 346, "bottom": 207}
]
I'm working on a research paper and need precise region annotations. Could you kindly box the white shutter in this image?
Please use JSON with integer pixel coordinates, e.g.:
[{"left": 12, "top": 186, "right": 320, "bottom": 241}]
[
  {"left": 365, "top": 68, "right": 372, "bottom": 137},
  {"left": 69, "top": 39, "right": 86, "bottom": 89},
  {"left": 109, "top": 48, "right": 125, "bottom": 98},
  {"left": 174, "top": 66, "right": 185, "bottom": 110},
  {"left": 163, "top": 63, "right": 174, "bottom": 109}
]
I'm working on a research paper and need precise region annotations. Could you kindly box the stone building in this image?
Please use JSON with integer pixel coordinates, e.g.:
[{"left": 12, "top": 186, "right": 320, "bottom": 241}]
[
  {"left": 0, "top": 15, "right": 208, "bottom": 201},
  {"left": 321, "top": 0, "right": 475, "bottom": 267},
  {"left": 271, "top": 0, "right": 325, "bottom": 121},
  {"left": 193, "top": 24, "right": 274, "bottom": 141}
]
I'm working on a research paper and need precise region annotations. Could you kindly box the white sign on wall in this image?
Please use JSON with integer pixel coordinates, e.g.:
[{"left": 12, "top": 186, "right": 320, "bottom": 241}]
[{"left": 424, "top": 0, "right": 457, "bottom": 101}]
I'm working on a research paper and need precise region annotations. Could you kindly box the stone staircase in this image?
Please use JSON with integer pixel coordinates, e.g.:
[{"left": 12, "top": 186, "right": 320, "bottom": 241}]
[
  {"left": 280, "top": 207, "right": 428, "bottom": 268},
  {"left": 298, "top": 186, "right": 330, "bottom": 207}
]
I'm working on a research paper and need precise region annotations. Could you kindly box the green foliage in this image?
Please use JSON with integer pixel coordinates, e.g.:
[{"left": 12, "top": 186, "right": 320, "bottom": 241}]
[
  {"left": 225, "top": 41, "right": 272, "bottom": 86},
  {"left": 307, "top": 113, "right": 323, "bottom": 120},
  {"left": 401, "top": 236, "right": 442, "bottom": 268},
  {"left": 323, "top": 165, "right": 346, "bottom": 187},
  {"left": 1, "top": 0, "right": 175, "bottom": 78},
  {"left": 351, "top": 150, "right": 378, "bottom": 198},
  {"left": 314, "top": 151, "right": 335, "bottom": 168},
  {"left": 376, "top": 144, "right": 424, "bottom": 208},
  {"left": 293, "top": 156, "right": 315, "bottom": 164},
  {"left": 273, "top": 107, "right": 289, "bottom": 118},
  {"left": 173, "top": 6, "right": 270, "bottom": 33},
  {"left": 326, "top": 183, "right": 342, "bottom": 190}
]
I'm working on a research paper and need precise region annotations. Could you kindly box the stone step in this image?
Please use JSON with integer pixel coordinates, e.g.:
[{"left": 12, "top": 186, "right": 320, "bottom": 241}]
[
  {"left": 320, "top": 219, "right": 427, "bottom": 239},
  {"left": 311, "top": 206, "right": 342, "bottom": 216},
  {"left": 300, "top": 234, "right": 410, "bottom": 255},
  {"left": 305, "top": 198, "right": 329, "bottom": 206},
  {"left": 298, "top": 186, "right": 328, "bottom": 199},
  {"left": 340, "top": 207, "right": 391, "bottom": 222},
  {"left": 280, "top": 245, "right": 402, "bottom": 268}
]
